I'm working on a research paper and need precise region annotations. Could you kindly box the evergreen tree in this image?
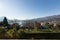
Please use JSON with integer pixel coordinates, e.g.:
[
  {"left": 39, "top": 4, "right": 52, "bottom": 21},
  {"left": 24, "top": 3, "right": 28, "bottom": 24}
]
[{"left": 3, "top": 17, "right": 8, "bottom": 26}]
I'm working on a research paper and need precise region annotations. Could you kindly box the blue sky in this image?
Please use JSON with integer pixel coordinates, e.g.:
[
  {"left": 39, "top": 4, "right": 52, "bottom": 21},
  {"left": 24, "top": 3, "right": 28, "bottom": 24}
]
[{"left": 0, "top": 0, "right": 60, "bottom": 20}]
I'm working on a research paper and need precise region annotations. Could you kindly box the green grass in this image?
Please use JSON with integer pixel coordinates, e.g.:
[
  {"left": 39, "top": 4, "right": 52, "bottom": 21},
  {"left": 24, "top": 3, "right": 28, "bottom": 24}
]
[{"left": 24, "top": 29, "right": 60, "bottom": 33}]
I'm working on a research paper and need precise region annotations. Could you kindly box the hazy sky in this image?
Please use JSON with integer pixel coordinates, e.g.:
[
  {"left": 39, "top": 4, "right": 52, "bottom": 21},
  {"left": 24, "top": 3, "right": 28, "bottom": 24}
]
[{"left": 0, "top": 0, "right": 60, "bottom": 20}]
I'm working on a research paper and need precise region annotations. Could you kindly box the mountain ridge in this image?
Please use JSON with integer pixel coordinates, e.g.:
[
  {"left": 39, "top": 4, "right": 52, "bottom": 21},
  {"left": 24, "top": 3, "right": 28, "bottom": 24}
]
[{"left": 0, "top": 15, "right": 60, "bottom": 24}]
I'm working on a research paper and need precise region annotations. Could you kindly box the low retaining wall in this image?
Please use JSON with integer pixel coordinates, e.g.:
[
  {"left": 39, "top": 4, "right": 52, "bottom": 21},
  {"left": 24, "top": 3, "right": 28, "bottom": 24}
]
[{"left": 20, "top": 33, "right": 60, "bottom": 39}]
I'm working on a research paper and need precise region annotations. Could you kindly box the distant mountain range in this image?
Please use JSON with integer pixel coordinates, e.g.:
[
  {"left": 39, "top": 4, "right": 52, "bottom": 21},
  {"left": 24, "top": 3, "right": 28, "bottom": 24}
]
[
  {"left": 30, "top": 15, "right": 60, "bottom": 23},
  {"left": 0, "top": 15, "right": 60, "bottom": 24}
]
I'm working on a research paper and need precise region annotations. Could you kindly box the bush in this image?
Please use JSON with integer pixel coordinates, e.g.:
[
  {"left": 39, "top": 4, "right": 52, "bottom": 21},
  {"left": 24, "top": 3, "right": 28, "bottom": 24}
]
[{"left": 17, "top": 29, "right": 25, "bottom": 38}]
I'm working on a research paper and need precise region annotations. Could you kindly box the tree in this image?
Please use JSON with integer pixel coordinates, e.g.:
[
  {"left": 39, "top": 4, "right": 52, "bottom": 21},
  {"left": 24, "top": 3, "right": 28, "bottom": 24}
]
[
  {"left": 45, "top": 22, "right": 50, "bottom": 29},
  {"left": 11, "top": 23, "right": 20, "bottom": 30},
  {"left": 3, "top": 17, "right": 8, "bottom": 26},
  {"left": 45, "top": 22, "right": 54, "bottom": 32},
  {"left": 33, "top": 22, "right": 39, "bottom": 31},
  {"left": 56, "top": 24, "right": 60, "bottom": 30},
  {"left": 22, "top": 20, "right": 32, "bottom": 29},
  {"left": 50, "top": 24, "right": 54, "bottom": 28},
  {"left": 0, "top": 22, "right": 3, "bottom": 26},
  {"left": 0, "top": 27, "right": 6, "bottom": 38}
]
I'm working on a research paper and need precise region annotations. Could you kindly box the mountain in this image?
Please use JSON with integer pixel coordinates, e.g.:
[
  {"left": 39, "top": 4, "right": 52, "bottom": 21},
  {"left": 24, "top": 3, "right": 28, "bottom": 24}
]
[
  {"left": 30, "top": 15, "right": 60, "bottom": 23},
  {"left": 0, "top": 15, "right": 60, "bottom": 24}
]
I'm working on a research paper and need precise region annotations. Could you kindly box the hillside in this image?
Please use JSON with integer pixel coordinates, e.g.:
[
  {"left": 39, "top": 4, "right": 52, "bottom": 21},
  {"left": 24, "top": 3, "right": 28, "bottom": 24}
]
[{"left": 0, "top": 15, "right": 60, "bottom": 24}]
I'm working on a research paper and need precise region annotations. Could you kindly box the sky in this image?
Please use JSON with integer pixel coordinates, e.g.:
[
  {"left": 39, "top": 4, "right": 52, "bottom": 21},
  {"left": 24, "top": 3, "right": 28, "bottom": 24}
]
[{"left": 0, "top": 0, "right": 60, "bottom": 20}]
